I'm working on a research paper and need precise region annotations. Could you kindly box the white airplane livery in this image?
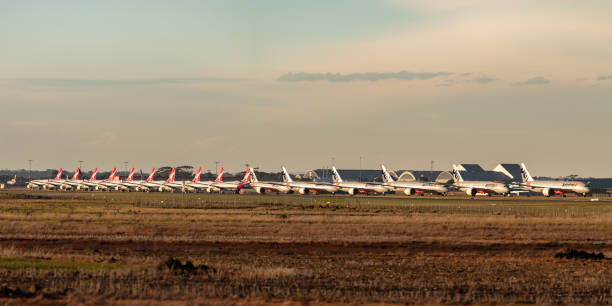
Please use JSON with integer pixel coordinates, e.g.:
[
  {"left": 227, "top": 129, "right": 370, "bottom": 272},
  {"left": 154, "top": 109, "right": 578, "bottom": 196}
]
[
  {"left": 28, "top": 168, "right": 64, "bottom": 190},
  {"left": 188, "top": 167, "right": 226, "bottom": 192},
  {"left": 520, "top": 163, "right": 590, "bottom": 197},
  {"left": 248, "top": 167, "right": 291, "bottom": 194},
  {"left": 380, "top": 165, "right": 447, "bottom": 195},
  {"left": 208, "top": 168, "right": 251, "bottom": 193},
  {"left": 7, "top": 175, "right": 16, "bottom": 185},
  {"left": 277, "top": 166, "right": 339, "bottom": 195},
  {"left": 451, "top": 164, "right": 509, "bottom": 196},
  {"left": 331, "top": 166, "right": 388, "bottom": 195}
]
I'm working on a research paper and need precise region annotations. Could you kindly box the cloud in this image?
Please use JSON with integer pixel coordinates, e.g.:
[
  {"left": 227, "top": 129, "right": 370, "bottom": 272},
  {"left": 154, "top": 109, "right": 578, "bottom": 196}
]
[
  {"left": 514, "top": 76, "right": 550, "bottom": 86},
  {"left": 597, "top": 75, "right": 612, "bottom": 81},
  {"left": 474, "top": 75, "right": 495, "bottom": 84},
  {"left": 4, "top": 77, "right": 250, "bottom": 87},
  {"left": 278, "top": 71, "right": 452, "bottom": 82}
]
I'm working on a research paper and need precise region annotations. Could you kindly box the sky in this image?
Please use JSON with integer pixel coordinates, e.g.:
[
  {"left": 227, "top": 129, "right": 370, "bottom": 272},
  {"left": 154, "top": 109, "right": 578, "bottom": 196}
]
[{"left": 1, "top": 0, "right": 611, "bottom": 177}]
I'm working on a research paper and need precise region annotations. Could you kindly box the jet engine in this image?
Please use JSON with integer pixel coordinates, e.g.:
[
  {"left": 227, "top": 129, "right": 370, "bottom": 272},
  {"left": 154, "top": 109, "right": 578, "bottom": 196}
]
[
  {"left": 465, "top": 188, "right": 477, "bottom": 196},
  {"left": 403, "top": 188, "right": 415, "bottom": 196},
  {"left": 347, "top": 188, "right": 356, "bottom": 195},
  {"left": 298, "top": 188, "right": 308, "bottom": 195},
  {"left": 542, "top": 188, "right": 553, "bottom": 197},
  {"left": 255, "top": 187, "right": 265, "bottom": 194}
]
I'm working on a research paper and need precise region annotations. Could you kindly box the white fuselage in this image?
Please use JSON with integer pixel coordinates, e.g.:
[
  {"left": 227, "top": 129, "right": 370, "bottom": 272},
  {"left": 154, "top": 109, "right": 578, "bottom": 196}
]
[
  {"left": 275, "top": 181, "right": 339, "bottom": 194},
  {"left": 454, "top": 181, "right": 509, "bottom": 196},
  {"left": 250, "top": 181, "right": 292, "bottom": 194},
  {"left": 522, "top": 180, "right": 590, "bottom": 196},
  {"left": 334, "top": 181, "right": 388, "bottom": 195},
  {"left": 384, "top": 181, "right": 448, "bottom": 195}
]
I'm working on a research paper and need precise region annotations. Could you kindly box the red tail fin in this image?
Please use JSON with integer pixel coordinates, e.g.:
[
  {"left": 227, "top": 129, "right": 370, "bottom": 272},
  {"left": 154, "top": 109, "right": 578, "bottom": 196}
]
[
  {"left": 146, "top": 168, "right": 156, "bottom": 182},
  {"left": 72, "top": 168, "right": 80, "bottom": 181},
  {"left": 215, "top": 167, "right": 224, "bottom": 182},
  {"left": 126, "top": 168, "right": 135, "bottom": 181},
  {"left": 192, "top": 167, "right": 202, "bottom": 183},
  {"left": 108, "top": 168, "right": 117, "bottom": 181},
  {"left": 241, "top": 168, "right": 251, "bottom": 183},
  {"left": 55, "top": 168, "right": 63, "bottom": 180},
  {"left": 90, "top": 168, "right": 98, "bottom": 181},
  {"left": 166, "top": 167, "right": 176, "bottom": 183}
]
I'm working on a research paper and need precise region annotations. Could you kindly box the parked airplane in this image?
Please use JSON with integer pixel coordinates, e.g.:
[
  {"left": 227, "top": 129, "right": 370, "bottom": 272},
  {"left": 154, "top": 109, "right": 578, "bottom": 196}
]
[
  {"left": 93, "top": 168, "right": 130, "bottom": 191},
  {"left": 277, "top": 166, "right": 338, "bottom": 194},
  {"left": 187, "top": 167, "right": 226, "bottom": 192},
  {"left": 132, "top": 168, "right": 167, "bottom": 192},
  {"left": 7, "top": 175, "right": 16, "bottom": 185},
  {"left": 248, "top": 167, "right": 292, "bottom": 194},
  {"left": 331, "top": 166, "right": 388, "bottom": 195},
  {"left": 380, "top": 165, "right": 447, "bottom": 195},
  {"left": 450, "top": 164, "right": 509, "bottom": 196},
  {"left": 519, "top": 163, "right": 590, "bottom": 197},
  {"left": 58, "top": 168, "right": 82, "bottom": 190},
  {"left": 162, "top": 167, "right": 199, "bottom": 192},
  {"left": 27, "top": 168, "right": 64, "bottom": 190},
  {"left": 207, "top": 168, "right": 252, "bottom": 193},
  {"left": 72, "top": 167, "right": 99, "bottom": 191}
]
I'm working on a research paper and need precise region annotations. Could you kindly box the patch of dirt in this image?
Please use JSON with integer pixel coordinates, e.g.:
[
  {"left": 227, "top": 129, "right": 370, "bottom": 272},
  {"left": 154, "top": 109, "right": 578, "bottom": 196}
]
[
  {"left": 555, "top": 248, "right": 606, "bottom": 260},
  {"left": 0, "top": 192, "right": 52, "bottom": 200},
  {"left": 158, "top": 257, "right": 216, "bottom": 274}
]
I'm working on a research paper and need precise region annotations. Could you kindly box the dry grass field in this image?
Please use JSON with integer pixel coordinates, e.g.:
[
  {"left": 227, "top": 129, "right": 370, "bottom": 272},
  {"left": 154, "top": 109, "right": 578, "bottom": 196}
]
[{"left": 0, "top": 190, "right": 610, "bottom": 304}]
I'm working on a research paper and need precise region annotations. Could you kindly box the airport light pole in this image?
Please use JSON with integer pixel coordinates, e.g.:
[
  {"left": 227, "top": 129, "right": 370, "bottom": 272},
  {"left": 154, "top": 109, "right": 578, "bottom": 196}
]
[
  {"left": 124, "top": 161, "right": 128, "bottom": 178},
  {"left": 359, "top": 156, "right": 362, "bottom": 182},
  {"left": 78, "top": 160, "right": 84, "bottom": 171},
  {"left": 215, "top": 161, "right": 219, "bottom": 174},
  {"left": 28, "top": 160, "right": 33, "bottom": 182}
]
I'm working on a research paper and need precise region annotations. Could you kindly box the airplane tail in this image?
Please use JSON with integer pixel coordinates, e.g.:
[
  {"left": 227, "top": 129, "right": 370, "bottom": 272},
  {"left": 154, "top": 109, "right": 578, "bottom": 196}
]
[
  {"left": 108, "top": 168, "right": 117, "bottom": 181},
  {"left": 215, "top": 167, "right": 224, "bottom": 182},
  {"left": 248, "top": 167, "right": 258, "bottom": 182},
  {"left": 381, "top": 165, "right": 394, "bottom": 183},
  {"left": 126, "top": 168, "right": 135, "bottom": 181},
  {"left": 240, "top": 168, "right": 252, "bottom": 183},
  {"left": 451, "top": 164, "right": 464, "bottom": 183},
  {"left": 167, "top": 167, "right": 176, "bottom": 183},
  {"left": 55, "top": 168, "right": 63, "bottom": 180},
  {"left": 192, "top": 167, "right": 202, "bottom": 183},
  {"left": 90, "top": 168, "right": 98, "bottom": 181},
  {"left": 520, "top": 163, "right": 534, "bottom": 182},
  {"left": 72, "top": 168, "right": 80, "bottom": 181},
  {"left": 146, "top": 168, "right": 156, "bottom": 182},
  {"left": 281, "top": 166, "right": 293, "bottom": 183},
  {"left": 331, "top": 166, "right": 343, "bottom": 183}
]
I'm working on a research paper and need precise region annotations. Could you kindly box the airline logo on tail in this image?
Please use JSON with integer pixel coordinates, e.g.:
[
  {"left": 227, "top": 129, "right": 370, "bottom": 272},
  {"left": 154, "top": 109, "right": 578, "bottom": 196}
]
[
  {"left": 146, "top": 168, "right": 156, "bottom": 182},
  {"left": 248, "top": 167, "right": 258, "bottom": 183},
  {"left": 215, "top": 167, "right": 224, "bottom": 182},
  {"left": 331, "top": 166, "right": 343, "bottom": 183},
  {"left": 282, "top": 166, "right": 293, "bottom": 183},
  {"left": 55, "top": 168, "right": 63, "bottom": 180},
  {"left": 520, "top": 163, "right": 534, "bottom": 183},
  {"left": 167, "top": 167, "right": 176, "bottom": 183},
  {"left": 72, "top": 168, "right": 80, "bottom": 181},
  {"left": 451, "top": 165, "right": 463, "bottom": 183},
  {"left": 126, "top": 168, "right": 135, "bottom": 181},
  {"left": 108, "top": 168, "right": 117, "bottom": 181},
  {"left": 90, "top": 168, "right": 98, "bottom": 181},
  {"left": 8, "top": 175, "right": 16, "bottom": 185},
  {"left": 192, "top": 167, "right": 202, "bottom": 183},
  {"left": 381, "top": 165, "right": 394, "bottom": 183},
  {"left": 240, "top": 168, "right": 251, "bottom": 183}
]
